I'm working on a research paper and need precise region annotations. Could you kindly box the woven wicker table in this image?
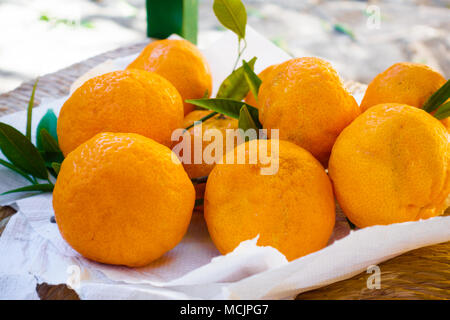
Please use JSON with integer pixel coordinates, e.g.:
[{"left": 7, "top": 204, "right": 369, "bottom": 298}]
[{"left": 0, "top": 43, "right": 448, "bottom": 300}]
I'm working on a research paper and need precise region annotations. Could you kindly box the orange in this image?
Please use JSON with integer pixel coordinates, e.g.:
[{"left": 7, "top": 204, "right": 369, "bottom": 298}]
[
  {"left": 360, "top": 62, "right": 446, "bottom": 111},
  {"left": 57, "top": 69, "right": 183, "bottom": 156},
  {"left": 360, "top": 62, "right": 448, "bottom": 129},
  {"left": 244, "top": 64, "right": 278, "bottom": 108},
  {"left": 204, "top": 139, "right": 335, "bottom": 261},
  {"left": 173, "top": 110, "right": 239, "bottom": 206},
  {"left": 127, "top": 39, "right": 213, "bottom": 115},
  {"left": 180, "top": 110, "right": 239, "bottom": 179},
  {"left": 440, "top": 116, "right": 450, "bottom": 131},
  {"left": 258, "top": 57, "right": 360, "bottom": 166},
  {"left": 53, "top": 133, "right": 195, "bottom": 267},
  {"left": 329, "top": 104, "right": 450, "bottom": 228}
]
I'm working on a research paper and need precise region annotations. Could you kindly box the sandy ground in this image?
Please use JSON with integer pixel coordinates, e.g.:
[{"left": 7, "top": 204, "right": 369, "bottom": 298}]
[{"left": 0, "top": 0, "right": 448, "bottom": 94}]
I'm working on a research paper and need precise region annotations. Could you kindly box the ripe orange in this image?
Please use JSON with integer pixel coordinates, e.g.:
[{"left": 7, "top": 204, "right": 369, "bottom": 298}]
[
  {"left": 360, "top": 62, "right": 446, "bottom": 111},
  {"left": 258, "top": 57, "right": 360, "bottom": 166},
  {"left": 57, "top": 69, "right": 183, "bottom": 156},
  {"left": 360, "top": 62, "right": 449, "bottom": 129},
  {"left": 127, "top": 39, "right": 213, "bottom": 115},
  {"left": 329, "top": 104, "right": 450, "bottom": 228},
  {"left": 204, "top": 139, "right": 335, "bottom": 261},
  {"left": 53, "top": 133, "right": 195, "bottom": 267},
  {"left": 180, "top": 110, "right": 239, "bottom": 179},
  {"left": 172, "top": 110, "right": 239, "bottom": 207},
  {"left": 244, "top": 64, "right": 278, "bottom": 108}
]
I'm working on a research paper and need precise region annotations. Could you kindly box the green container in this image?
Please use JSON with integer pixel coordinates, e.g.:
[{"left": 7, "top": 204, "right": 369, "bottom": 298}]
[{"left": 146, "top": 0, "right": 198, "bottom": 44}]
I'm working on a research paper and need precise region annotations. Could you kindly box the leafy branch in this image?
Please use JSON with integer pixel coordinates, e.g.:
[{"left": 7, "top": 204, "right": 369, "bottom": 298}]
[
  {"left": 185, "top": 56, "right": 263, "bottom": 137},
  {"left": 0, "top": 80, "right": 64, "bottom": 195},
  {"left": 183, "top": 0, "right": 263, "bottom": 138}
]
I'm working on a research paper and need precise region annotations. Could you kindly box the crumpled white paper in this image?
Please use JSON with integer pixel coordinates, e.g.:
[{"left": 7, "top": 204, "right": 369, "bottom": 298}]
[{"left": 0, "top": 28, "right": 449, "bottom": 300}]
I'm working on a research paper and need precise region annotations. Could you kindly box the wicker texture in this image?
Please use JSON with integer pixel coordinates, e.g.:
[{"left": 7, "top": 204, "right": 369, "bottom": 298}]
[
  {"left": 0, "top": 43, "right": 448, "bottom": 300},
  {"left": 0, "top": 42, "right": 147, "bottom": 116}
]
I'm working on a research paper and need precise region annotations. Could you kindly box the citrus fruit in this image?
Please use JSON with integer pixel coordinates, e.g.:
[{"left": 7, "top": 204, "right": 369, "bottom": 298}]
[
  {"left": 53, "top": 132, "right": 195, "bottom": 267},
  {"left": 204, "top": 139, "right": 335, "bottom": 261},
  {"left": 360, "top": 62, "right": 449, "bottom": 129},
  {"left": 180, "top": 110, "right": 239, "bottom": 179},
  {"left": 57, "top": 69, "right": 183, "bottom": 156},
  {"left": 258, "top": 57, "right": 360, "bottom": 166},
  {"left": 244, "top": 64, "right": 278, "bottom": 108},
  {"left": 329, "top": 104, "right": 449, "bottom": 228},
  {"left": 173, "top": 110, "right": 239, "bottom": 207},
  {"left": 127, "top": 39, "right": 212, "bottom": 115},
  {"left": 360, "top": 62, "right": 446, "bottom": 111}
]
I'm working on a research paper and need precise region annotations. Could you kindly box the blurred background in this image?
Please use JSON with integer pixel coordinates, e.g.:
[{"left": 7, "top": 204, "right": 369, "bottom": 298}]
[{"left": 0, "top": 0, "right": 448, "bottom": 94}]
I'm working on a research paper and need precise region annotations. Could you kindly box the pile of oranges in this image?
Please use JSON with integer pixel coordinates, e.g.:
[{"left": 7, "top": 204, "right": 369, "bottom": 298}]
[{"left": 53, "top": 39, "right": 449, "bottom": 267}]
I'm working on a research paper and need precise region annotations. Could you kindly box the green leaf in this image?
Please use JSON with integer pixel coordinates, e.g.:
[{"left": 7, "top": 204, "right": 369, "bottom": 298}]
[
  {"left": 0, "top": 159, "right": 35, "bottom": 184},
  {"left": 36, "top": 109, "right": 58, "bottom": 151},
  {"left": 333, "top": 23, "right": 356, "bottom": 40},
  {"left": 80, "top": 20, "right": 95, "bottom": 29},
  {"left": 185, "top": 98, "right": 259, "bottom": 120},
  {"left": 51, "top": 162, "right": 61, "bottom": 175},
  {"left": 434, "top": 101, "right": 450, "bottom": 120},
  {"left": 26, "top": 78, "right": 39, "bottom": 140},
  {"left": 2, "top": 183, "right": 53, "bottom": 195},
  {"left": 39, "top": 129, "right": 60, "bottom": 153},
  {"left": 423, "top": 79, "right": 450, "bottom": 113},
  {"left": 242, "top": 60, "right": 262, "bottom": 101},
  {"left": 216, "top": 57, "right": 256, "bottom": 100},
  {"left": 0, "top": 122, "right": 48, "bottom": 180},
  {"left": 39, "top": 14, "right": 50, "bottom": 22},
  {"left": 238, "top": 105, "right": 261, "bottom": 142},
  {"left": 41, "top": 152, "right": 64, "bottom": 169},
  {"left": 213, "top": 0, "right": 247, "bottom": 39}
]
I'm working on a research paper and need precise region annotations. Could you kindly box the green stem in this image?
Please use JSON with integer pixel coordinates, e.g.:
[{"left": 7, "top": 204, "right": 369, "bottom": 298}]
[
  {"left": 184, "top": 112, "right": 218, "bottom": 131},
  {"left": 0, "top": 159, "right": 35, "bottom": 184},
  {"left": 26, "top": 78, "right": 39, "bottom": 141},
  {"left": 232, "top": 38, "right": 247, "bottom": 71}
]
